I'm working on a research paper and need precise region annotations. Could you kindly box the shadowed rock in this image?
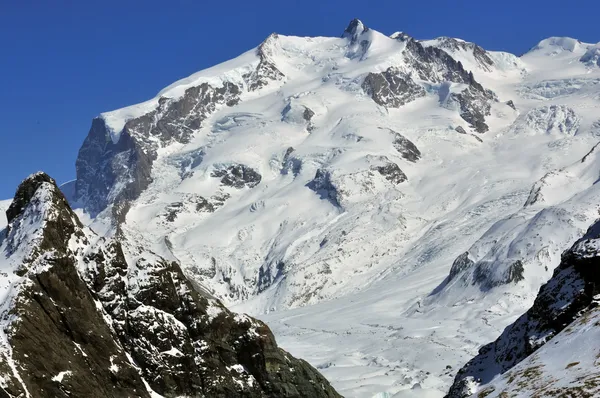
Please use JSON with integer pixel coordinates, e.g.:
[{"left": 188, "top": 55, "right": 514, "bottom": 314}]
[
  {"left": 446, "top": 220, "right": 600, "bottom": 397},
  {"left": 0, "top": 173, "right": 342, "bottom": 398},
  {"left": 362, "top": 68, "right": 425, "bottom": 107},
  {"left": 211, "top": 164, "right": 262, "bottom": 189}
]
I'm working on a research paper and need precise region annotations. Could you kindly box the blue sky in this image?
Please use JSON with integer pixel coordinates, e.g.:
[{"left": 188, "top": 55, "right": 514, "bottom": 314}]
[{"left": 0, "top": 0, "right": 598, "bottom": 199}]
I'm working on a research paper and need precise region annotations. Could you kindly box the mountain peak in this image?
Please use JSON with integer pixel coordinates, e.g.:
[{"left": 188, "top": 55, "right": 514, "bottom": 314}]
[
  {"left": 390, "top": 31, "right": 412, "bottom": 41},
  {"left": 527, "top": 36, "right": 583, "bottom": 55},
  {"left": 6, "top": 171, "right": 58, "bottom": 224},
  {"left": 342, "top": 18, "right": 368, "bottom": 40}
]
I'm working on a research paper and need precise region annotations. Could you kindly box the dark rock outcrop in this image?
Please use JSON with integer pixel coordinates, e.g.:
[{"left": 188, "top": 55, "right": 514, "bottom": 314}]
[
  {"left": 390, "top": 130, "right": 421, "bottom": 162},
  {"left": 362, "top": 68, "right": 426, "bottom": 107},
  {"left": 371, "top": 161, "right": 407, "bottom": 184},
  {"left": 281, "top": 147, "right": 302, "bottom": 176},
  {"left": 429, "top": 37, "right": 495, "bottom": 72},
  {"left": 0, "top": 173, "right": 341, "bottom": 398},
  {"left": 306, "top": 169, "right": 341, "bottom": 208},
  {"left": 403, "top": 37, "right": 496, "bottom": 132},
  {"left": 76, "top": 81, "right": 242, "bottom": 221},
  {"left": 342, "top": 18, "right": 369, "bottom": 42},
  {"left": 211, "top": 164, "right": 262, "bottom": 189},
  {"left": 446, "top": 219, "right": 600, "bottom": 397},
  {"left": 244, "top": 33, "right": 285, "bottom": 91},
  {"left": 342, "top": 19, "right": 372, "bottom": 60},
  {"left": 455, "top": 126, "right": 467, "bottom": 134},
  {"left": 361, "top": 33, "right": 496, "bottom": 132},
  {"left": 447, "top": 86, "right": 492, "bottom": 133},
  {"left": 448, "top": 252, "right": 474, "bottom": 280}
]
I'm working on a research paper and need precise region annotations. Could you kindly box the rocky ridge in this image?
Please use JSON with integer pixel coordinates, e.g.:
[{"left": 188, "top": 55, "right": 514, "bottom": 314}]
[
  {"left": 0, "top": 173, "right": 340, "bottom": 398},
  {"left": 446, "top": 217, "right": 600, "bottom": 397}
]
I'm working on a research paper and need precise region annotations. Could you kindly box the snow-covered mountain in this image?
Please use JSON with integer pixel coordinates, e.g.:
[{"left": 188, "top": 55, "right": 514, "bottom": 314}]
[
  {"left": 6, "top": 18, "right": 600, "bottom": 397},
  {"left": 0, "top": 172, "right": 340, "bottom": 397}
]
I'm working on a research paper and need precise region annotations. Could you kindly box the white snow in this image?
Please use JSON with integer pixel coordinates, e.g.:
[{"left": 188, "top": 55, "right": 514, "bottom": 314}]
[
  {"left": 51, "top": 370, "right": 72, "bottom": 383},
  {"left": 74, "top": 23, "right": 600, "bottom": 397},
  {"left": 161, "top": 347, "right": 183, "bottom": 357},
  {"left": 470, "top": 308, "right": 600, "bottom": 397},
  {"left": 0, "top": 199, "right": 11, "bottom": 230}
]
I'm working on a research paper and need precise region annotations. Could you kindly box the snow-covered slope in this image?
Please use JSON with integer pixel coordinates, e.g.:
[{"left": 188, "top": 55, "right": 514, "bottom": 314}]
[
  {"left": 0, "top": 199, "right": 10, "bottom": 230},
  {"left": 62, "top": 19, "right": 600, "bottom": 397},
  {"left": 446, "top": 217, "right": 600, "bottom": 397}
]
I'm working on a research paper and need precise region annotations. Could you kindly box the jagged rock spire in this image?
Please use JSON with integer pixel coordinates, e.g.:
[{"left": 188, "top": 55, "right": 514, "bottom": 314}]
[
  {"left": 342, "top": 18, "right": 368, "bottom": 41},
  {"left": 6, "top": 172, "right": 56, "bottom": 223}
]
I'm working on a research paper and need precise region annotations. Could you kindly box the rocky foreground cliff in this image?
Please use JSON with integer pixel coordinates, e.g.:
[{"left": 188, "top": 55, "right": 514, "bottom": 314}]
[{"left": 0, "top": 172, "right": 341, "bottom": 397}]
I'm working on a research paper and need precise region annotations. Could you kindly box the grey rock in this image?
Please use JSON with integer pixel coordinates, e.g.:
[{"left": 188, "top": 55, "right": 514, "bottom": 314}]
[
  {"left": 403, "top": 38, "right": 483, "bottom": 87},
  {"left": 470, "top": 134, "right": 483, "bottom": 143},
  {"left": 402, "top": 37, "right": 496, "bottom": 132},
  {"left": 211, "top": 164, "right": 262, "bottom": 189},
  {"left": 303, "top": 106, "right": 315, "bottom": 128},
  {"left": 448, "top": 252, "right": 474, "bottom": 280},
  {"left": 372, "top": 161, "right": 407, "bottom": 184},
  {"left": 454, "top": 126, "right": 467, "bottom": 134},
  {"left": 306, "top": 169, "right": 341, "bottom": 208},
  {"left": 1, "top": 173, "right": 342, "bottom": 398},
  {"left": 430, "top": 37, "right": 495, "bottom": 72},
  {"left": 506, "top": 100, "right": 516, "bottom": 110},
  {"left": 281, "top": 147, "right": 302, "bottom": 176},
  {"left": 76, "top": 81, "right": 242, "bottom": 221},
  {"left": 244, "top": 34, "right": 285, "bottom": 91},
  {"left": 447, "top": 86, "right": 492, "bottom": 133},
  {"left": 580, "top": 45, "right": 600, "bottom": 67},
  {"left": 390, "top": 130, "right": 421, "bottom": 162},
  {"left": 362, "top": 67, "right": 426, "bottom": 107},
  {"left": 342, "top": 18, "right": 369, "bottom": 42}
]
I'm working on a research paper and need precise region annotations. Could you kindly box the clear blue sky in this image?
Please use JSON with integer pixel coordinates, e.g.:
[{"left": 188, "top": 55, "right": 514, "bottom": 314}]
[{"left": 1, "top": 0, "right": 598, "bottom": 199}]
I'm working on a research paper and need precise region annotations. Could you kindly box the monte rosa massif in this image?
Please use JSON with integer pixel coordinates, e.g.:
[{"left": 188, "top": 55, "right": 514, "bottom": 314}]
[{"left": 1, "top": 19, "right": 600, "bottom": 398}]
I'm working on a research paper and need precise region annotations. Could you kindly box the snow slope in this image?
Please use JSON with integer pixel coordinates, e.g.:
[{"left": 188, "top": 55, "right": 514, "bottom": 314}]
[
  {"left": 0, "top": 199, "right": 10, "bottom": 230},
  {"left": 473, "top": 308, "right": 600, "bottom": 397},
  {"left": 67, "top": 20, "right": 600, "bottom": 397}
]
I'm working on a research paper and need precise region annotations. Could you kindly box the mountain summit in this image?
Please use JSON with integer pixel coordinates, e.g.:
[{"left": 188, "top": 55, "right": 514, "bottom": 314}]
[{"left": 13, "top": 19, "right": 600, "bottom": 397}]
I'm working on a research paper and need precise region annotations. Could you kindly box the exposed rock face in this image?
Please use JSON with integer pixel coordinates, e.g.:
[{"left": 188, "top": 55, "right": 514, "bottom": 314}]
[
  {"left": 362, "top": 68, "right": 426, "bottom": 107},
  {"left": 448, "top": 252, "right": 474, "bottom": 280},
  {"left": 342, "top": 18, "right": 369, "bottom": 42},
  {"left": 447, "top": 86, "right": 492, "bottom": 133},
  {"left": 447, "top": 249, "right": 526, "bottom": 290},
  {"left": 371, "top": 161, "right": 407, "bottom": 184},
  {"left": 211, "top": 164, "right": 262, "bottom": 189},
  {"left": 362, "top": 34, "right": 496, "bottom": 132},
  {"left": 430, "top": 37, "right": 495, "bottom": 71},
  {"left": 446, "top": 219, "right": 600, "bottom": 398},
  {"left": 281, "top": 147, "right": 302, "bottom": 176},
  {"left": 404, "top": 37, "right": 496, "bottom": 133},
  {"left": 455, "top": 126, "right": 467, "bottom": 134},
  {"left": 76, "top": 81, "right": 242, "bottom": 220},
  {"left": 580, "top": 43, "right": 600, "bottom": 67},
  {"left": 306, "top": 169, "right": 342, "bottom": 208},
  {"left": 244, "top": 33, "right": 285, "bottom": 91},
  {"left": 403, "top": 38, "right": 484, "bottom": 86},
  {"left": 0, "top": 173, "right": 148, "bottom": 397},
  {"left": 390, "top": 130, "right": 421, "bottom": 162},
  {"left": 0, "top": 173, "right": 341, "bottom": 398},
  {"left": 75, "top": 117, "right": 155, "bottom": 221}
]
